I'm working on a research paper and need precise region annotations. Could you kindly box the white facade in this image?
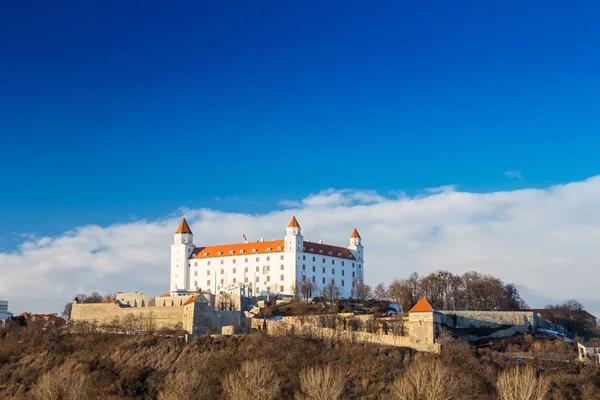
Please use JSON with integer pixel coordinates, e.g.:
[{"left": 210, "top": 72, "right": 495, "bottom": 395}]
[
  {"left": 0, "top": 300, "right": 10, "bottom": 321},
  {"left": 170, "top": 217, "right": 364, "bottom": 299}
]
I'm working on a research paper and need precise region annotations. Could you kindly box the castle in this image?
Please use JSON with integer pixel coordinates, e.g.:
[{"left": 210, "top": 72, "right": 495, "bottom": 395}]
[{"left": 170, "top": 216, "right": 365, "bottom": 298}]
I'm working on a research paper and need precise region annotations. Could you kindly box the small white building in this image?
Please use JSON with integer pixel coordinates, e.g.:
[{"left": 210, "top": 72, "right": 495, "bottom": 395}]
[
  {"left": 0, "top": 300, "right": 10, "bottom": 321},
  {"left": 170, "top": 217, "right": 365, "bottom": 299}
]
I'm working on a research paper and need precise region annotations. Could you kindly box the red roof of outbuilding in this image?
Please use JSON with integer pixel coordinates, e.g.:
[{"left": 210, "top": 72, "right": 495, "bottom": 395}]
[
  {"left": 183, "top": 295, "right": 201, "bottom": 305},
  {"left": 409, "top": 297, "right": 435, "bottom": 313}
]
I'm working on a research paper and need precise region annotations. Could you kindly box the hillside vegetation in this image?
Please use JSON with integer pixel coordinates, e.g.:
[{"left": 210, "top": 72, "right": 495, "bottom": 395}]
[{"left": 1, "top": 325, "right": 600, "bottom": 399}]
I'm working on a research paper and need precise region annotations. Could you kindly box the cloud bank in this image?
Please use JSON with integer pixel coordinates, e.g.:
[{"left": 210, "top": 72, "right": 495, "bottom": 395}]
[{"left": 3, "top": 176, "right": 600, "bottom": 316}]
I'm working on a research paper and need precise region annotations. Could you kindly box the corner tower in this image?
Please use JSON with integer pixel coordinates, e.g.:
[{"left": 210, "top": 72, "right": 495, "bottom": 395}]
[
  {"left": 348, "top": 228, "right": 363, "bottom": 262},
  {"left": 170, "top": 218, "right": 196, "bottom": 294},
  {"left": 285, "top": 216, "right": 303, "bottom": 252}
]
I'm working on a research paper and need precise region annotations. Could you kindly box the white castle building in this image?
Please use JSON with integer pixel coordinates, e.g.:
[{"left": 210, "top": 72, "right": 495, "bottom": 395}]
[{"left": 170, "top": 217, "right": 364, "bottom": 299}]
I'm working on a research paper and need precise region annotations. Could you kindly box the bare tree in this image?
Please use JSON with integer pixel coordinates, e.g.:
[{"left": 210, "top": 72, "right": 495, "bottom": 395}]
[
  {"left": 158, "top": 368, "right": 213, "bottom": 400},
  {"left": 222, "top": 359, "right": 281, "bottom": 400},
  {"left": 355, "top": 283, "right": 372, "bottom": 304},
  {"left": 546, "top": 299, "right": 585, "bottom": 311},
  {"left": 299, "top": 280, "right": 316, "bottom": 303},
  {"left": 31, "top": 361, "right": 92, "bottom": 400},
  {"left": 297, "top": 365, "right": 346, "bottom": 400},
  {"left": 496, "top": 365, "right": 549, "bottom": 400},
  {"left": 390, "top": 357, "right": 457, "bottom": 400},
  {"left": 374, "top": 283, "right": 387, "bottom": 301},
  {"left": 321, "top": 279, "right": 340, "bottom": 309}
]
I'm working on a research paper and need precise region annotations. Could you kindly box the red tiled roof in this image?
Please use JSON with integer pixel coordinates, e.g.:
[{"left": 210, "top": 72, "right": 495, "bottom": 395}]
[
  {"left": 302, "top": 241, "right": 355, "bottom": 259},
  {"left": 350, "top": 229, "right": 361, "bottom": 239},
  {"left": 160, "top": 293, "right": 171, "bottom": 297},
  {"left": 192, "top": 240, "right": 285, "bottom": 259},
  {"left": 409, "top": 298, "right": 435, "bottom": 313},
  {"left": 183, "top": 294, "right": 201, "bottom": 305},
  {"left": 102, "top": 297, "right": 116, "bottom": 304},
  {"left": 288, "top": 216, "right": 301, "bottom": 228},
  {"left": 191, "top": 239, "right": 355, "bottom": 260},
  {"left": 175, "top": 218, "right": 193, "bottom": 234}
]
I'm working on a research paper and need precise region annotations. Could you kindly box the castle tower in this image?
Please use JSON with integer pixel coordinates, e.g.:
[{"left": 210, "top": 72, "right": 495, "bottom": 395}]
[
  {"left": 348, "top": 228, "right": 363, "bottom": 261},
  {"left": 285, "top": 216, "right": 303, "bottom": 252},
  {"left": 170, "top": 218, "right": 196, "bottom": 294}
]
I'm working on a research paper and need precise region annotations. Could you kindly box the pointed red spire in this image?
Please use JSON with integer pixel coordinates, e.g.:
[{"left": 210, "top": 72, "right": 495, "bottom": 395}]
[
  {"left": 288, "top": 216, "right": 301, "bottom": 228},
  {"left": 350, "top": 228, "right": 361, "bottom": 239},
  {"left": 409, "top": 297, "right": 435, "bottom": 313},
  {"left": 175, "top": 218, "right": 193, "bottom": 234}
]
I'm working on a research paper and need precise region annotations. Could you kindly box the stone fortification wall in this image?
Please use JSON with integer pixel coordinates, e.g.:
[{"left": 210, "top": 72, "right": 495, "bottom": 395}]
[
  {"left": 253, "top": 317, "right": 439, "bottom": 353},
  {"left": 71, "top": 303, "right": 184, "bottom": 330}
]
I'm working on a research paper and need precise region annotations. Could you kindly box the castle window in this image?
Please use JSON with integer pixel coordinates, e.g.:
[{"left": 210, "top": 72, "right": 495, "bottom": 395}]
[
  {"left": 245, "top": 258, "right": 248, "bottom": 263},
  {"left": 244, "top": 277, "right": 248, "bottom": 283},
  {"left": 312, "top": 266, "right": 315, "bottom": 272},
  {"left": 322, "top": 277, "right": 325, "bottom": 284},
  {"left": 256, "top": 277, "right": 260, "bottom": 282},
  {"left": 312, "top": 257, "right": 315, "bottom": 262},
  {"left": 207, "top": 270, "right": 211, "bottom": 276},
  {"left": 194, "top": 281, "right": 198, "bottom": 287},
  {"left": 322, "top": 267, "right": 325, "bottom": 273},
  {"left": 352, "top": 271, "right": 355, "bottom": 278},
  {"left": 217, "top": 252, "right": 222, "bottom": 256},
  {"left": 194, "top": 262, "right": 198, "bottom": 266},
  {"left": 352, "top": 263, "right": 355, "bottom": 268},
  {"left": 194, "top": 271, "right": 198, "bottom": 276},
  {"left": 303, "top": 255, "right": 306, "bottom": 260},
  {"left": 332, "top": 269, "right": 335, "bottom": 274},
  {"left": 267, "top": 248, "right": 271, "bottom": 252},
  {"left": 342, "top": 270, "right": 345, "bottom": 276},
  {"left": 230, "top": 251, "right": 234, "bottom": 255},
  {"left": 256, "top": 266, "right": 259, "bottom": 272},
  {"left": 203, "top": 253, "right": 207, "bottom": 257},
  {"left": 245, "top": 267, "right": 248, "bottom": 272},
  {"left": 358, "top": 264, "right": 361, "bottom": 269},
  {"left": 266, "top": 276, "right": 270, "bottom": 282},
  {"left": 302, "top": 247, "right": 305, "bottom": 251},
  {"left": 233, "top": 259, "right": 236, "bottom": 264},
  {"left": 233, "top": 278, "right": 236, "bottom": 284},
  {"left": 252, "top": 249, "right": 257, "bottom": 253},
  {"left": 256, "top": 257, "right": 259, "bottom": 262},
  {"left": 302, "top": 275, "right": 306, "bottom": 281},
  {"left": 341, "top": 261, "right": 344, "bottom": 266},
  {"left": 280, "top": 275, "right": 284, "bottom": 281},
  {"left": 233, "top": 268, "right": 236, "bottom": 273},
  {"left": 266, "top": 266, "right": 270, "bottom": 271},
  {"left": 280, "top": 265, "right": 284, "bottom": 270},
  {"left": 319, "top": 250, "right": 323, "bottom": 254},
  {"left": 267, "top": 256, "right": 270, "bottom": 261},
  {"left": 207, "top": 261, "right": 211, "bottom": 266},
  {"left": 220, "top": 269, "right": 224, "bottom": 275},
  {"left": 302, "top": 265, "right": 306, "bottom": 270},
  {"left": 280, "top": 255, "right": 284, "bottom": 260},
  {"left": 338, "top": 253, "right": 342, "bottom": 257},
  {"left": 221, "top": 279, "right": 224, "bottom": 285},
  {"left": 221, "top": 260, "right": 224, "bottom": 265},
  {"left": 280, "top": 285, "right": 284, "bottom": 292},
  {"left": 312, "top": 276, "right": 315, "bottom": 283},
  {"left": 332, "top": 279, "right": 335, "bottom": 284},
  {"left": 328, "top": 251, "right": 332, "bottom": 255},
  {"left": 310, "top": 248, "right": 313, "bottom": 252},
  {"left": 240, "top": 250, "right": 244, "bottom": 254},
  {"left": 342, "top": 280, "right": 344, "bottom": 287},
  {"left": 322, "top": 258, "right": 325, "bottom": 263},
  {"left": 207, "top": 280, "right": 211, "bottom": 286},
  {"left": 332, "top": 260, "right": 335, "bottom": 265}
]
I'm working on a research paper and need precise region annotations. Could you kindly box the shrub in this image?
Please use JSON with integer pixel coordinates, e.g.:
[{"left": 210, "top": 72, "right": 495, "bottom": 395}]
[
  {"left": 390, "top": 356, "right": 457, "bottom": 400},
  {"left": 496, "top": 365, "right": 549, "bottom": 400},
  {"left": 158, "top": 368, "right": 212, "bottom": 400},
  {"left": 30, "top": 361, "right": 92, "bottom": 400},
  {"left": 222, "top": 358, "right": 280, "bottom": 400},
  {"left": 296, "top": 365, "right": 345, "bottom": 400}
]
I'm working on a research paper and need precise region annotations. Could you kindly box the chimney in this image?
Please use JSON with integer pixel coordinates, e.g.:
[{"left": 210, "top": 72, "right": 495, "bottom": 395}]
[{"left": 319, "top": 240, "right": 323, "bottom": 244}]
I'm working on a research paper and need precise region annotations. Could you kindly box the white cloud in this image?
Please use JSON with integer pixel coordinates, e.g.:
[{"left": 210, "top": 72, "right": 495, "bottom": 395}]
[
  {"left": 504, "top": 170, "right": 523, "bottom": 179},
  {"left": 3, "top": 177, "right": 600, "bottom": 316}
]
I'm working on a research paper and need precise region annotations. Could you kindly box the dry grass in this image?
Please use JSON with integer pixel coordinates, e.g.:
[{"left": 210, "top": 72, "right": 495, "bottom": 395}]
[
  {"left": 30, "top": 361, "right": 92, "bottom": 400},
  {"left": 222, "top": 358, "right": 281, "bottom": 400},
  {"left": 390, "top": 356, "right": 458, "bottom": 400},
  {"left": 496, "top": 365, "right": 549, "bottom": 400},
  {"left": 296, "top": 365, "right": 346, "bottom": 400},
  {"left": 158, "top": 368, "right": 212, "bottom": 400}
]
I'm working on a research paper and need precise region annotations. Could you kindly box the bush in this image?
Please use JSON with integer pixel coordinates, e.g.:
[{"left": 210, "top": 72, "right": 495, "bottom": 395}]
[
  {"left": 222, "top": 358, "right": 281, "bottom": 400},
  {"left": 158, "top": 368, "right": 213, "bottom": 400},
  {"left": 390, "top": 356, "right": 457, "bottom": 400},
  {"left": 296, "top": 365, "right": 345, "bottom": 400},
  {"left": 496, "top": 365, "right": 549, "bottom": 400},
  {"left": 30, "top": 361, "right": 92, "bottom": 400}
]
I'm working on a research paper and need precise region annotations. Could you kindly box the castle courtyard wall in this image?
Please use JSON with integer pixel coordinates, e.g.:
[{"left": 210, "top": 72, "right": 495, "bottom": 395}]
[{"left": 71, "top": 303, "right": 184, "bottom": 330}]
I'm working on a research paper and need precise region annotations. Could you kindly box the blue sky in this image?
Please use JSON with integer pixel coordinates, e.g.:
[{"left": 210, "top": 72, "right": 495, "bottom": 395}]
[{"left": 2, "top": 0, "right": 600, "bottom": 251}]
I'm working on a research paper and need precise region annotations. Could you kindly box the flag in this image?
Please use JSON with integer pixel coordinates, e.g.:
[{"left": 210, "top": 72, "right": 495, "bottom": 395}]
[{"left": 243, "top": 234, "right": 247, "bottom": 241}]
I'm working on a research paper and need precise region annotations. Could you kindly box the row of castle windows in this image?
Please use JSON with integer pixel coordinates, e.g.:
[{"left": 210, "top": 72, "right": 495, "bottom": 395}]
[
  {"left": 300, "top": 275, "right": 347, "bottom": 287},
  {"left": 193, "top": 264, "right": 286, "bottom": 276},
  {"left": 195, "top": 255, "right": 284, "bottom": 266},
  {"left": 195, "top": 274, "right": 286, "bottom": 288}
]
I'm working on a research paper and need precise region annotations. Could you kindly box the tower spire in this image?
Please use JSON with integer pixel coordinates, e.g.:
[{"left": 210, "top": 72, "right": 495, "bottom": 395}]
[
  {"left": 350, "top": 228, "right": 361, "bottom": 239},
  {"left": 288, "top": 216, "right": 301, "bottom": 228},
  {"left": 175, "top": 218, "right": 193, "bottom": 234}
]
